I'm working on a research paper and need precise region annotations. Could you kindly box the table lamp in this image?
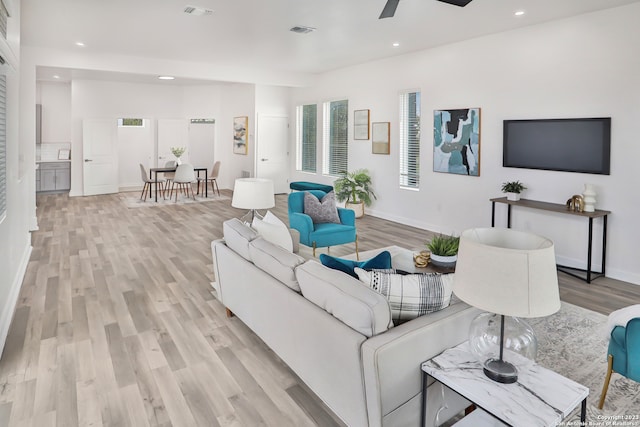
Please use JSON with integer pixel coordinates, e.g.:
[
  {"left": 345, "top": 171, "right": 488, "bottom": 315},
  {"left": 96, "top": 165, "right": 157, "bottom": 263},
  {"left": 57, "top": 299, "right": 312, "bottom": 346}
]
[
  {"left": 453, "top": 227, "right": 560, "bottom": 384},
  {"left": 231, "top": 178, "right": 275, "bottom": 223}
]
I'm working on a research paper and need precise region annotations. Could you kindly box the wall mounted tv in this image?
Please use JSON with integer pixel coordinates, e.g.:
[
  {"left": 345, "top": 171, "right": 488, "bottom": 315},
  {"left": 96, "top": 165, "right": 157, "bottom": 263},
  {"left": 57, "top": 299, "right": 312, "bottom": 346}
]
[{"left": 503, "top": 117, "right": 611, "bottom": 175}]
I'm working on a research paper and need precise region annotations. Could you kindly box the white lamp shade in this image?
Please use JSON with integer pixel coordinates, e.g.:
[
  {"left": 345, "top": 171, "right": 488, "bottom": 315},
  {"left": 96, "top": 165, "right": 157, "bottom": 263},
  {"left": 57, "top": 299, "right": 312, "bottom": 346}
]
[
  {"left": 232, "top": 178, "right": 275, "bottom": 210},
  {"left": 453, "top": 228, "right": 560, "bottom": 318}
]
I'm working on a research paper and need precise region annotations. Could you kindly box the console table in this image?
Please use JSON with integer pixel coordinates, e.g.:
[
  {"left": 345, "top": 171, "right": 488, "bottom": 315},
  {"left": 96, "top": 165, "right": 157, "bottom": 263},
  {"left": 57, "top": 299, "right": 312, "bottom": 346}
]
[
  {"left": 421, "top": 342, "right": 588, "bottom": 426},
  {"left": 490, "top": 197, "right": 610, "bottom": 284}
]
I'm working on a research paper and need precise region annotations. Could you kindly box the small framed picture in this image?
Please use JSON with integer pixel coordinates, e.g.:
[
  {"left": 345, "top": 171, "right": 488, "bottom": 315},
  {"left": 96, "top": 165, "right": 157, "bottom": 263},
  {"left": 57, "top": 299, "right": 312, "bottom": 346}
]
[
  {"left": 58, "top": 149, "right": 71, "bottom": 160},
  {"left": 354, "top": 109, "right": 370, "bottom": 140}
]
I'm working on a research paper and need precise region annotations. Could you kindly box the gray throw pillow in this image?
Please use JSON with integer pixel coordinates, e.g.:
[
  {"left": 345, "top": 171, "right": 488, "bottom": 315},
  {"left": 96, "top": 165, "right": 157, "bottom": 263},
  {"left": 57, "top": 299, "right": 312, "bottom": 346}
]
[{"left": 303, "top": 191, "right": 341, "bottom": 224}]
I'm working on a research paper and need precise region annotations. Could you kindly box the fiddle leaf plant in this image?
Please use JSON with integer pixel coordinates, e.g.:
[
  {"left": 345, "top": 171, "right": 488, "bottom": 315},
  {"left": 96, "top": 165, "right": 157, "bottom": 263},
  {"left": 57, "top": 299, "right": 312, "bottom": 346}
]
[{"left": 334, "top": 169, "right": 377, "bottom": 206}]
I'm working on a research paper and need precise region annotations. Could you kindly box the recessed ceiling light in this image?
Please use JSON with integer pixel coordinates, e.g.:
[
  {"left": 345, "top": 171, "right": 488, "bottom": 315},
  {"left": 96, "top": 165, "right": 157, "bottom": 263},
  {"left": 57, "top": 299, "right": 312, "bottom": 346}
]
[
  {"left": 158, "top": 76, "right": 175, "bottom": 80},
  {"left": 514, "top": 10, "right": 525, "bottom": 16},
  {"left": 392, "top": 42, "right": 400, "bottom": 47},
  {"left": 53, "top": 75, "right": 60, "bottom": 79},
  {"left": 75, "top": 42, "right": 85, "bottom": 47}
]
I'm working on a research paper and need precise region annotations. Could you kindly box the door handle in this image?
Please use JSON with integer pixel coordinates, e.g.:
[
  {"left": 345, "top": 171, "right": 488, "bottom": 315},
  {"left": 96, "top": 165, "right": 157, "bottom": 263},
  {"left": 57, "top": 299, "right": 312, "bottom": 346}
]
[
  {"left": 84, "top": 159, "right": 93, "bottom": 162},
  {"left": 261, "top": 158, "right": 268, "bottom": 161}
]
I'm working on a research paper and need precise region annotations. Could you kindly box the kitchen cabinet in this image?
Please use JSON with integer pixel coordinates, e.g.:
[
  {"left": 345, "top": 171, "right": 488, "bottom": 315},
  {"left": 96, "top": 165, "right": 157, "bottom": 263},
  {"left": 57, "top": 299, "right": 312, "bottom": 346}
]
[{"left": 36, "top": 162, "right": 70, "bottom": 192}]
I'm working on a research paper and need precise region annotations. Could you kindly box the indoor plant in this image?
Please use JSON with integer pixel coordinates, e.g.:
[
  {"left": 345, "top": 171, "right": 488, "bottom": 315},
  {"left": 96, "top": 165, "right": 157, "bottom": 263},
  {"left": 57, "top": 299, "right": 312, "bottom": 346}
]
[
  {"left": 501, "top": 180, "right": 527, "bottom": 201},
  {"left": 170, "top": 146, "right": 186, "bottom": 164},
  {"left": 334, "top": 169, "right": 377, "bottom": 218},
  {"left": 427, "top": 234, "right": 460, "bottom": 268}
]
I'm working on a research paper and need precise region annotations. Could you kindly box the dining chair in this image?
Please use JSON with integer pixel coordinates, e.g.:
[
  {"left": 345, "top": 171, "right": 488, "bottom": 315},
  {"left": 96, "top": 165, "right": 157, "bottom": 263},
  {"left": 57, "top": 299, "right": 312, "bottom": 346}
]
[
  {"left": 170, "top": 163, "right": 197, "bottom": 202},
  {"left": 139, "top": 163, "right": 166, "bottom": 201},
  {"left": 163, "top": 160, "right": 177, "bottom": 192},
  {"left": 197, "top": 161, "right": 221, "bottom": 196}
]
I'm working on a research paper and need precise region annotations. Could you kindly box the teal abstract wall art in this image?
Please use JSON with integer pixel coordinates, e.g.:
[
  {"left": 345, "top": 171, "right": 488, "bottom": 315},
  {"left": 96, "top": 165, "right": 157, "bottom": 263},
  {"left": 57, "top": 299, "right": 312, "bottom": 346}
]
[{"left": 433, "top": 108, "right": 480, "bottom": 176}]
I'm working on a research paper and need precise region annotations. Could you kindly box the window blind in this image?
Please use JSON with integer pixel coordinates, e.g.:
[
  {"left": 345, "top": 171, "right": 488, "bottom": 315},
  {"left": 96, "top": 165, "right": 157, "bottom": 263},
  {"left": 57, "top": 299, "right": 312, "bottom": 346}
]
[
  {"left": 399, "top": 91, "right": 421, "bottom": 188},
  {"left": 296, "top": 104, "right": 317, "bottom": 173},
  {"left": 323, "top": 99, "right": 348, "bottom": 176},
  {"left": 0, "top": 75, "right": 6, "bottom": 219}
]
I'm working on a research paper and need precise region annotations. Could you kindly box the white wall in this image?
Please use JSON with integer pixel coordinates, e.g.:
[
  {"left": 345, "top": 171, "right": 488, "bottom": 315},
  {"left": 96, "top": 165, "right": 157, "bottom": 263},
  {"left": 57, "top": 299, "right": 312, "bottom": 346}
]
[{"left": 290, "top": 3, "right": 640, "bottom": 285}]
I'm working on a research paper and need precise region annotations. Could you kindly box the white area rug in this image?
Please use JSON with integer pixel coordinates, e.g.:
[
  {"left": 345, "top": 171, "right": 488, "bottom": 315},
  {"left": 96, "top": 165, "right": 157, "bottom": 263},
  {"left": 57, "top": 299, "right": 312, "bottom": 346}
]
[
  {"left": 119, "top": 191, "right": 230, "bottom": 208},
  {"left": 530, "top": 302, "right": 640, "bottom": 425}
]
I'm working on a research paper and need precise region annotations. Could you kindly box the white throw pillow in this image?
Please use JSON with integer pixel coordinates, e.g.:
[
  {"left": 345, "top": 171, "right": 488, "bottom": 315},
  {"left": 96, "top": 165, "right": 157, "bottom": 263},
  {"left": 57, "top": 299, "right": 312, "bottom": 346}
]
[
  {"left": 252, "top": 211, "right": 293, "bottom": 252},
  {"left": 354, "top": 268, "right": 453, "bottom": 321}
]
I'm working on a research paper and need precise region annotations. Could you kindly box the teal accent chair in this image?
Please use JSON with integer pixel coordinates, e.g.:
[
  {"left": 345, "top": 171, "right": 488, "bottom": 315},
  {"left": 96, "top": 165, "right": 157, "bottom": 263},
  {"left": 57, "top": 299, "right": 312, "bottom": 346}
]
[
  {"left": 598, "top": 317, "right": 640, "bottom": 409},
  {"left": 288, "top": 190, "right": 358, "bottom": 258}
]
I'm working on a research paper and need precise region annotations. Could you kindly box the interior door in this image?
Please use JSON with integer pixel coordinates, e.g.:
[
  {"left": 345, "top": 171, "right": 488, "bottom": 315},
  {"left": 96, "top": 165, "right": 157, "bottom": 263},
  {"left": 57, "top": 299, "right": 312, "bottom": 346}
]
[
  {"left": 83, "top": 119, "right": 119, "bottom": 195},
  {"left": 158, "top": 119, "right": 189, "bottom": 166},
  {"left": 256, "top": 115, "right": 289, "bottom": 194}
]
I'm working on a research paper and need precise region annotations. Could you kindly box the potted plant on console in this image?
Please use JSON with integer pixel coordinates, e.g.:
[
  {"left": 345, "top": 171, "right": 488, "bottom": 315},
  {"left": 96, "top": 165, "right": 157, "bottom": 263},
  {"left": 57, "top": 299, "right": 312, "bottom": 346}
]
[
  {"left": 501, "top": 180, "right": 527, "bottom": 201},
  {"left": 427, "top": 234, "right": 460, "bottom": 268},
  {"left": 334, "top": 169, "right": 376, "bottom": 218}
]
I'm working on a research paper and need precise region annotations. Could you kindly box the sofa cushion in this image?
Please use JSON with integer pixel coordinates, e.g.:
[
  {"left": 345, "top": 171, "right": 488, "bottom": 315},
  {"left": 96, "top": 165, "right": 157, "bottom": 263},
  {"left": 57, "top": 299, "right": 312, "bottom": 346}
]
[
  {"left": 252, "top": 211, "right": 294, "bottom": 252},
  {"left": 223, "top": 218, "right": 259, "bottom": 261},
  {"left": 296, "top": 261, "right": 393, "bottom": 337},
  {"left": 319, "top": 251, "right": 392, "bottom": 278},
  {"left": 303, "top": 191, "right": 340, "bottom": 224},
  {"left": 249, "top": 238, "right": 306, "bottom": 292},
  {"left": 354, "top": 268, "right": 453, "bottom": 321}
]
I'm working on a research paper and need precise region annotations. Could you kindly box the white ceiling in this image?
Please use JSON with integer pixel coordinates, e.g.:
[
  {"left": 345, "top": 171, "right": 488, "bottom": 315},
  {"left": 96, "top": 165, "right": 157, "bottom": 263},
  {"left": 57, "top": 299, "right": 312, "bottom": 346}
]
[{"left": 23, "top": 0, "right": 640, "bottom": 85}]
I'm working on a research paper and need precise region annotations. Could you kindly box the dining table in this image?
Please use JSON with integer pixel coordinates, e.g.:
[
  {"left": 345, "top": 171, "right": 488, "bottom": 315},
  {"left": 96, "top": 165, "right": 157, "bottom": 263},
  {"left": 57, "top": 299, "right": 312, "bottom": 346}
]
[{"left": 149, "top": 166, "right": 208, "bottom": 202}]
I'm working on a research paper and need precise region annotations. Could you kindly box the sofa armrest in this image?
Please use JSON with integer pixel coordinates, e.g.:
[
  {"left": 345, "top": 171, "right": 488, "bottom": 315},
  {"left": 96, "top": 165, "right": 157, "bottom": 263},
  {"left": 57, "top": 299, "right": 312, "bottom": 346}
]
[
  {"left": 338, "top": 207, "right": 356, "bottom": 226},
  {"left": 361, "top": 301, "right": 481, "bottom": 427},
  {"left": 289, "top": 212, "right": 313, "bottom": 242}
]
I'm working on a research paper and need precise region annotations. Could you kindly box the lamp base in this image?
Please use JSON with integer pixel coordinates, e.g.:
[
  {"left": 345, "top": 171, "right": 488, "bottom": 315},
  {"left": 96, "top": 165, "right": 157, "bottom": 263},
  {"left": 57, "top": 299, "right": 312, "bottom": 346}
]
[{"left": 483, "top": 358, "right": 518, "bottom": 384}]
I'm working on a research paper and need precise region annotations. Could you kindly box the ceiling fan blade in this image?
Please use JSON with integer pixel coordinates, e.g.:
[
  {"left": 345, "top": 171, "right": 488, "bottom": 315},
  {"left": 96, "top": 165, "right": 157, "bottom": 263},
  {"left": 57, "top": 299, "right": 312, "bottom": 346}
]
[{"left": 379, "top": 0, "right": 400, "bottom": 19}]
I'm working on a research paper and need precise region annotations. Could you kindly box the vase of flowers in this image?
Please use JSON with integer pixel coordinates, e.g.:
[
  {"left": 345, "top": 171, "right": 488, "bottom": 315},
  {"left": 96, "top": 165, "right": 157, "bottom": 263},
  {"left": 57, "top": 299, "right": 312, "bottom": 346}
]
[{"left": 170, "top": 146, "right": 186, "bottom": 165}]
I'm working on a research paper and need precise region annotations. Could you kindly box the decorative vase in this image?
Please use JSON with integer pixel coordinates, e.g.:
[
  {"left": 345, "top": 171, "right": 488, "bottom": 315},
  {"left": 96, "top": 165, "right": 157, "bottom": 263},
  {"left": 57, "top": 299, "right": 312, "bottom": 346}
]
[
  {"left": 582, "top": 184, "right": 596, "bottom": 212},
  {"left": 346, "top": 201, "right": 365, "bottom": 218},
  {"left": 506, "top": 192, "right": 520, "bottom": 201},
  {"left": 176, "top": 157, "right": 182, "bottom": 165},
  {"left": 429, "top": 254, "right": 457, "bottom": 269}
]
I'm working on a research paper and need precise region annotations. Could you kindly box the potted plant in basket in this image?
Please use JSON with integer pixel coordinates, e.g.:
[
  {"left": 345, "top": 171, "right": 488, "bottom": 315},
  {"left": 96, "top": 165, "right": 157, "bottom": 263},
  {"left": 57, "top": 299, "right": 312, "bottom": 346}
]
[
  {"left": 501, "top": 180, "right": 527, "bottom": 201},
  {"left": 427, "top": 234, "right": 460, "bottom": 268},
  {"left": 334, "top": 169, "right": 377, "bottom": 218}
]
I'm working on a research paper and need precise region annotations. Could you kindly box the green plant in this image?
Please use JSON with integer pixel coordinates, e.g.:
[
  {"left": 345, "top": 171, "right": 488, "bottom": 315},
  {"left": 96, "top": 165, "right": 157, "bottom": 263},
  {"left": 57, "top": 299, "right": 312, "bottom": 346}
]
[
  {"left": 333, "top": 169, "right": 377, "bottom": 206},
  {"left": 501, "top": 180, "right": 527, "bottom": 194},
  {"left": 170, "top": 146, "right": 186, "bottom": 157},
  {"left": 427, "top": 234, "right": 460, "bottom": 257}
]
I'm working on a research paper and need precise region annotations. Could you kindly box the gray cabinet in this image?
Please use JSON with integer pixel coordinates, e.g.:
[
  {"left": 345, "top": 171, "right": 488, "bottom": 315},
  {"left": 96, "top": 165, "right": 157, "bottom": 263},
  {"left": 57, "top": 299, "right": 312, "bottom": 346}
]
[{"left": 36, "top": 162, "right": 70, "bottom": 192}]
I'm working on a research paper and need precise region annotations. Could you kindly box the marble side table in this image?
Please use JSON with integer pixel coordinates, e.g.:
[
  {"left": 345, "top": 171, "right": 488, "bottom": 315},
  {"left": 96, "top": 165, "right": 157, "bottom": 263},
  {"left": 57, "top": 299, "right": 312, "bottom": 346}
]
[{"left": 421, "top": 342, "right": 588, "bottom": 427}]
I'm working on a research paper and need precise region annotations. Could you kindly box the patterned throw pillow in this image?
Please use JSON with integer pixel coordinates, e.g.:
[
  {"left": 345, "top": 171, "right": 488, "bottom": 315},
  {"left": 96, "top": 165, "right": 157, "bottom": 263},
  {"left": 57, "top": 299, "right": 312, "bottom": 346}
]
[
  {"left": 303, "top": 191, "right": 340, "bottom": 224},
  {"left": 354, "top": 268, "right": 453, "bottom": 321}
]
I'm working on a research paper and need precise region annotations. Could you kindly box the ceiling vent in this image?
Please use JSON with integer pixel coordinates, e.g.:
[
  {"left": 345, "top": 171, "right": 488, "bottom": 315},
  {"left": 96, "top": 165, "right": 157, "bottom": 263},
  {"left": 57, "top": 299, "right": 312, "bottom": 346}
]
[
  {"left": 289, "top": 26, "right": 316, "bottom": 35},
  {"left": 184, "top": 5, "right": 214, "bottom": 16}
]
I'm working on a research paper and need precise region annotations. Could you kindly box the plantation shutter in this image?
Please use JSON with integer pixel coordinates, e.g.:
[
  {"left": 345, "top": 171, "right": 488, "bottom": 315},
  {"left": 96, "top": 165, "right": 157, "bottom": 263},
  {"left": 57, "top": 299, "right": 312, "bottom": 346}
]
[
  {"left": 296, "top": 104, "right": 317, "bottom": 173},
  {"left": 0, "top": 75, "right": 6, "bottom": 219},
  {"left": 399, "top": 91, "right": 421, "bottom": 188},
  {"left": 323, "top": 99, "right": 348, "bottom": 176}
]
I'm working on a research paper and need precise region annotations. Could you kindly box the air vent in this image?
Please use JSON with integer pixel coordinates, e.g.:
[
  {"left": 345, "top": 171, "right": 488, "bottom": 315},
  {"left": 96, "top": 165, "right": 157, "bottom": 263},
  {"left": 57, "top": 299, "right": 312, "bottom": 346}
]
[
  {"left": 290, "top": 26, "right": 316, "bottom": 34},
  {"left": 184, "top": 5, "right": 214, "bottom": 16}
]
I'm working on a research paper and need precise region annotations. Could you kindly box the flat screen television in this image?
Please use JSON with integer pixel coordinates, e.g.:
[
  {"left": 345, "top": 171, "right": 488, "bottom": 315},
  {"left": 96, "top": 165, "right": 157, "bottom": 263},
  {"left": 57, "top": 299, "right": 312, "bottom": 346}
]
[{"left": 503, "top": 117, "right": 611, "bottom": 175}]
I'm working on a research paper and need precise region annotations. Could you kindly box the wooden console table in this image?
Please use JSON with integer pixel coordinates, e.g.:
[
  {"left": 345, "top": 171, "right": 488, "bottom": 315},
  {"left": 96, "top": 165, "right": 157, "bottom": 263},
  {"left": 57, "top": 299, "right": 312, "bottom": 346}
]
[{"left": 490, "top": 197, "right": 610, "bottom": 284}]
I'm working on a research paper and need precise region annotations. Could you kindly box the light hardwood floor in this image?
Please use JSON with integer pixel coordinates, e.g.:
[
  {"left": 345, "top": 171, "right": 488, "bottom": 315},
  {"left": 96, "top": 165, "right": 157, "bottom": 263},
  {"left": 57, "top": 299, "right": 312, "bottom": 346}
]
[{"left": 0, "top": 191, "right": 637, "bottom": 426}]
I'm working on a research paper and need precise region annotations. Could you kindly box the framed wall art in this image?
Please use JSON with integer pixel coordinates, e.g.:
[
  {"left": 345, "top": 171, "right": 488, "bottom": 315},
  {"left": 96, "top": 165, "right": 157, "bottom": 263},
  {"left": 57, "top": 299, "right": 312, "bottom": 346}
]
[
  {"left": 354, "top": 109, "right": 370, "bottom": 140},
  {"left": 233, "top": 116, "right": 248, "bottom": 155},
  {"left": 372, "top": 122, "right": 390, "bottom": 154},
  {"left": 433, "top": 108, "right": 480, "bottom": 176}
]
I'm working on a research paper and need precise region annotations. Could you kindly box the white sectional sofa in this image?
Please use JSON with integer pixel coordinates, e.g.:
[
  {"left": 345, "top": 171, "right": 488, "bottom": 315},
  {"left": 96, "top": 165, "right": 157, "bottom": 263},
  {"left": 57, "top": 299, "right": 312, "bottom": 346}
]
[{"left": 211, "top": 218, "right": 480, "bottom": 427}]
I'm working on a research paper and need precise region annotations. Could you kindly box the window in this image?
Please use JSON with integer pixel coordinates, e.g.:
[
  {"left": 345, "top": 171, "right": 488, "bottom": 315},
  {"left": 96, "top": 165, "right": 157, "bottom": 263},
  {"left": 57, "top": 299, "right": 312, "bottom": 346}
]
[
  {"left": 296, "top": 104, "right": 317, "bottom": 173},
  {"left": 399, "top": 91, "right": 421, "bottom": 188},
  {"left": 0, "top": 75, "right": 5, "bottom": 220},
  {"left": 323, "top": 99, "right": 348, "bottom": 176},
  {"left": 118, "top": 118, "right": 144, "bottom": 127}
]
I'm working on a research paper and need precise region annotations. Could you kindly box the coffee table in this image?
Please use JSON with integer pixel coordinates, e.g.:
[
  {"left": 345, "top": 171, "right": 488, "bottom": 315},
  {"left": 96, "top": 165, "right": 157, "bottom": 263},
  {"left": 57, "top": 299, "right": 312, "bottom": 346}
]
[{"left": 421, "top": 342, "right": 588, "bottom": 426}]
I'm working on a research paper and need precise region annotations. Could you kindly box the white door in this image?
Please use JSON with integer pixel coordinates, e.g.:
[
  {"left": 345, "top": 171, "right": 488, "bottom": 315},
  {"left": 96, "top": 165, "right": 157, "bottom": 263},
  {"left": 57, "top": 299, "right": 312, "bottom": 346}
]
[
  {"left": 83, "top": 119, "right": 119, "bottom": 196},
  {"left": 256, "top": 115, "right": 289, "bottom": 194},
  {"left": 188, "top": 122, "right": 215, "bottom": 170},
  {"left": 158, "top": 119, "right": 189, "bottom": 166}
]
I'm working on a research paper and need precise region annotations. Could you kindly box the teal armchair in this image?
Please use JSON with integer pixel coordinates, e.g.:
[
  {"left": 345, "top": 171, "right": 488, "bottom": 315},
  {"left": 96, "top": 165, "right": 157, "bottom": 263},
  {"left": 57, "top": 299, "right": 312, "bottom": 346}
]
[
  {"left": 598, "top": 317, "right": 640, "bottom": 408},
  {"left": 288, "top": 190, "right": 358, "bottom": 258}
]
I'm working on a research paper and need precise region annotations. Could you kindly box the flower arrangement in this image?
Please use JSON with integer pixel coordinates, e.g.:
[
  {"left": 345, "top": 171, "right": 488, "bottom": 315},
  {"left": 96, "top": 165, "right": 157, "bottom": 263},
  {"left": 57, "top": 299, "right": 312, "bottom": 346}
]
[{"left": 170, "top": 146, "right": 186, "bottom": 158}]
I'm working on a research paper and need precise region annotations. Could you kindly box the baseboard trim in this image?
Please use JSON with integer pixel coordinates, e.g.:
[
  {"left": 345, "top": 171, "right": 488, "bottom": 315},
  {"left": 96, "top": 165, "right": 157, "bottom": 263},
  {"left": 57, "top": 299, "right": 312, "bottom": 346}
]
[{"left": 0, "top": 243, "right": 33, "bottom": 357}]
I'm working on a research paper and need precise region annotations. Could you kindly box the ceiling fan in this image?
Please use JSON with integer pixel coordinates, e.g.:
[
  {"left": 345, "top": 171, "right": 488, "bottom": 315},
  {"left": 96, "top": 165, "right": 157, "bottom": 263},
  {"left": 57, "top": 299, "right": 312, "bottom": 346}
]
[{"left": 379, "top": 0, "right": 473, "bottom": 19}]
